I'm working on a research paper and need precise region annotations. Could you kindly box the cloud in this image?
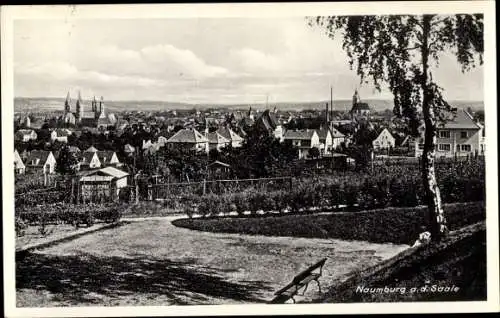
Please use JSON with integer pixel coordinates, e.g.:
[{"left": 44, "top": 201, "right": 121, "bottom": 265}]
[
  {"left": 73, "top": 44, "right": 228, "bottom": 81},
  {"left": 140, "top": 44, "right": 228, "bottom": 78}
]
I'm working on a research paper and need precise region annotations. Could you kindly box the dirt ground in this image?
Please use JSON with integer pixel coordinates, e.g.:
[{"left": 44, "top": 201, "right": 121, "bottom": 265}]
[{"left": 16, "top": 217, "right": 408, "bottom": 307}]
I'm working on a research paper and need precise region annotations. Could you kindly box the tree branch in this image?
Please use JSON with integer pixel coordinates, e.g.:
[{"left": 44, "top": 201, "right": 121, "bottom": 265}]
[{"left": 406, "top": 45, "right": 421, "bottom": 51}]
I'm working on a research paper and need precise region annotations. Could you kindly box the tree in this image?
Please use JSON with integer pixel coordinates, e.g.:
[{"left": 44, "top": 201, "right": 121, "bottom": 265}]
[
  {"left": 309, "top": 146, "right": 320, "bottom": 159},
  {"left": 310, "top": 14, "right": 483, "bottom": 241},
  {"left": 56, "top": 145, "right": 79, "bottom": 175}
]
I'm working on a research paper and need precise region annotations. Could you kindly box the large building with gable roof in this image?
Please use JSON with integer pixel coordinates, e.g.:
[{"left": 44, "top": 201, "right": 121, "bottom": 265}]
[{"left": 414, "top": 109, "right": 483, "bottom": 158}]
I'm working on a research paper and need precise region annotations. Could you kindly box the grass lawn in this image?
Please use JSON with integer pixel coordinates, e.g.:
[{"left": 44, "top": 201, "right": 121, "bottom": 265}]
[{"left": 16, "top": 217, "right": 407, "bottom": 307}]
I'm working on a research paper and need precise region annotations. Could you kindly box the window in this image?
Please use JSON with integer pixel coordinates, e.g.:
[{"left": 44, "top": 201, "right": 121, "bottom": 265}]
[
  {"left": 460, "top": 131, "right": 468, "bottom": 139},
  {"left": 418, "top": 143, "right": 424, "bottom": 150},
  {"left": 439, "top": 130, "right": 450, "bottom": 138},
  {"left": 460, "top": 144, "right": 471, "bottom": 152},
  {"left": 438, "top": 144, "right": 451, "bottom": 151}
]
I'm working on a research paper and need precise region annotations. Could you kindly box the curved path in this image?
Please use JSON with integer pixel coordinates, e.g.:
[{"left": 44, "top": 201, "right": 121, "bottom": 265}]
[{"left": 16, "top": 216, "right": 408, "bottom": 307}]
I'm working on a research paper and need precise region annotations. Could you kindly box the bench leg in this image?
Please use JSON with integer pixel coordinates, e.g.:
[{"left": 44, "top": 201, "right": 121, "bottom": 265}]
[
  {"left": 301, "top": 283, "right": 309, "bottom": 296},
  {"left": 315, "top": 278, "right": 321, "bottom": 293}
]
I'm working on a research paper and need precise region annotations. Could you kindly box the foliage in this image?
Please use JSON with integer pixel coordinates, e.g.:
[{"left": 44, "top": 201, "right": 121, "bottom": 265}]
[
  {"left": 16, "top": 202, "right": 123, "bottom": 228},
  {"left": 173, "top": 201, "right": 485, "bottom": 245},
  {"left": 309, "top": 14, "right": 484, "bottom": 240},
  {"left": 56, "top": 145, "right": 79, "bottom": 175}
]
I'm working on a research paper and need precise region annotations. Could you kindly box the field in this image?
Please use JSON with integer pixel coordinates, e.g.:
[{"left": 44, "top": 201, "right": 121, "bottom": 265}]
[
  {"left": 173, "top": 201, "right": 485, "bottom": 245},
  {"left": 16, "top": 217, "right": 407, "bottom": 307}
]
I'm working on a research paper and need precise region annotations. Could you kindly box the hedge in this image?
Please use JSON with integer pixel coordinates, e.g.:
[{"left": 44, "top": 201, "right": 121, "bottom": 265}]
[
  {"left": 173, "top": 201, "right": 486, "bottom": 245},
  {"left": 190, "top": 172, "right": 484, "bottom": 218}
]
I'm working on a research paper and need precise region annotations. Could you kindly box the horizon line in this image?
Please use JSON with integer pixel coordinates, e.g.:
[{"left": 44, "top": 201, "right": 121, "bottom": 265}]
[{"left": 14, "top": 96, "right": 484, "bottom": 106}]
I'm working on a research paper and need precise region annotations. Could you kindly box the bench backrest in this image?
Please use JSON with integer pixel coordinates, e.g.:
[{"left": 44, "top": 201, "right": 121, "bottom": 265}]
[{"left": 292, "top": 258, "right": 327, "bottom": 284}]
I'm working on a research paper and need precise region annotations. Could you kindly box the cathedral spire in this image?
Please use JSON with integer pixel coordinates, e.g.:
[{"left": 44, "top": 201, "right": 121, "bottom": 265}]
[
  {"left": 76, "top": 90, "right": 83, "bottom": 121},
  {"left": 64, "top": 91, "right": 71, "bottom": 113},
  {"left": 353, "top": 89, "right": 360, "bottom": 106}
]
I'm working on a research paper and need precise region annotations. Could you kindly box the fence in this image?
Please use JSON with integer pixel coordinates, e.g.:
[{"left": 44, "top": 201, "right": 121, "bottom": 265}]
[
  {"left": 147, "top": 176, "right": 294, "bottom": 200},
  {"left": 15, "top": 172, "right": 66, "bottom": 194},
  {"left": 373, "top": 153, "right": 484, "bottom": 167}
]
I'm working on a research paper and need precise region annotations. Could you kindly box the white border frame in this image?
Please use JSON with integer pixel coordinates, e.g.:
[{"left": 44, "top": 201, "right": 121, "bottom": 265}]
[{"left": 2, "top": 1, "right": 498, "bottom": 316}]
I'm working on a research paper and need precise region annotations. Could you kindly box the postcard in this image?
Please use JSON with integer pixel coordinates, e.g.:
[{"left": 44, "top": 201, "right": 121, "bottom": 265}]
[{"left": 2, "top": 1, "right": 498, "bottom": 317}]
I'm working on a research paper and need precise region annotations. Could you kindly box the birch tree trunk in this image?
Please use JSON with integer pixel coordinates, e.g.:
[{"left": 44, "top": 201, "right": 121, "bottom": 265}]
[{"left": 421, "top": 14, "right": 448, "bottom": 241}]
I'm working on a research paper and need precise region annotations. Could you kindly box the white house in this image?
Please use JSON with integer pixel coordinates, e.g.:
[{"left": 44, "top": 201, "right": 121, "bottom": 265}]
[
  {"left": 414, "top": 109, "right": 482, "bottom": 158},
  {"left": 15, "top": 129, "right": 37, "bottom": 142},
  {"left": 157, "top": 136, "right": 169, "bottom": 147},
  {"left": 80, "top": 151, "right": 102, "bottom": 170},
  {"left": 330, "top": 126, "right": 346, "bottom": 149},
  {"left": 14, "top": 149, "right": 26, "bottom": 174},
  {"left": 316, "top": 128, "right": 333, "bottom": 155},
  {"left": 50, "top": 128, "right": 72, "bottom": 143},
  {"left": 166, "top": 128, "right": 209, "bottom": 153},
  {"left": 96, "top": 151, "right": 121, "bottom": 167},
  {"left": 216, "top": 127, "right": 244, "bottom": 148},
  {"left": 25, "top": 150, "right": 56, "bottom": 174},
  {"left": 372, "top": 128, "right": 396, "bottom": 150},
  {"left": 283, "top": 129, "right": 321, "bottom": 159},
  {"left": 124, "top": 143, "right": 136, "bottom": 155}
]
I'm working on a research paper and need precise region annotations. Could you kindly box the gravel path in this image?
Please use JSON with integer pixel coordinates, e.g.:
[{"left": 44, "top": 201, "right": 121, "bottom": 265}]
[{"left": 17, "top": 217, "right": 408, "bottom": 307}]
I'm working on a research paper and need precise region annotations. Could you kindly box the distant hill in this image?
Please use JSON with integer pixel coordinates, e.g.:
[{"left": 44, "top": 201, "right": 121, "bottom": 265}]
[{"left": 14, "top": 97, "right": 484, "bottom": 114}]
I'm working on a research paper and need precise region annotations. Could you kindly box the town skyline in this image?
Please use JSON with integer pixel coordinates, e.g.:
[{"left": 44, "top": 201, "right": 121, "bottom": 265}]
[{"left": 15, "top": 17, "right": 483, "bottom": 104}]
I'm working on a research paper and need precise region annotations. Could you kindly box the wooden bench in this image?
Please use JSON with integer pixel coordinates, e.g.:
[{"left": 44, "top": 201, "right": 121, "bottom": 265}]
[{"left": 270, "top": 258, "right": 327, "bottom": 304}]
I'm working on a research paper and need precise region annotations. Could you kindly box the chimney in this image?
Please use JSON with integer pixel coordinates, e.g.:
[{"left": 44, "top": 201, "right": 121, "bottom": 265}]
[{"left": 325, "top": 103, "right": 329, "bottom": 125}]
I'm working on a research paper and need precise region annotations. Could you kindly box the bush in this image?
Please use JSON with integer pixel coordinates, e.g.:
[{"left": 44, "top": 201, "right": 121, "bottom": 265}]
[{"left": 173, "top": 202, "right": 485, "bottom": 245}]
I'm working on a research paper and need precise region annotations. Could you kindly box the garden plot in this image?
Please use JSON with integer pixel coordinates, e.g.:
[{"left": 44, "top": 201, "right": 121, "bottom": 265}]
[{"left": 16, "top": 217, "right": 407, "bottom": 307}]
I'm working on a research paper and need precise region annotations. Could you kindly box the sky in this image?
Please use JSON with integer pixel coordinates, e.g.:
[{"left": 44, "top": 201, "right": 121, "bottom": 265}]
[{"left": 13, "top": 17, "right": 484, "bottom": 104}]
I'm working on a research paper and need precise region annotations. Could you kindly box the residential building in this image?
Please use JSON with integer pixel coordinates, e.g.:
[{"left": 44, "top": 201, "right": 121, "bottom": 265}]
[
  {"left": 283, "top": 129, "right": 321, "bottom": 159},
  {"left": 166, "top": 128, "right": 209, "bottom": 153},
  {"left": 124, "top": 144, "right": 136, "bottom": 155},
  {"left": 14, "top": 149, "right": 26, "bottom": 174},
  {"left": 316, "top": 128, "right": 333, "bottom": 156},
  {"left": 15, "top": 129, "right": 37, "bottom": 142},
  {"left": 216, "top": 127, "right": 244, "bottom": 148},
  {"left": 372, "top": 128, "right": 396, "bottom": 150},
  {"left": 25, "top": 150, "right": 56, "bottom": 174},
  {"left": 157, "top": 136, "right": 169, "bottom": 147},
  {"left": 50, "top": 128, "right": 72, "bottom": 143},
  {"left": 330, "top": 126, "right": 346, "bottom": 149},
  {"left": 86, "top": 145, "right": 99, "bottom": 152},
  {"left": 255, "top": 109, "right": 284, "bottom": 141},
  {"left": 414, "top": 109, "right": 482, "bottom": 158},
  {"left": 80, "top": 151, "right": 102, "bottom": 170},
  {"left": 96, "top": 151, "right": 121, "bottom": 167},
  {"left": 207, "top": 132, "right": 231, "bottom": 151}
]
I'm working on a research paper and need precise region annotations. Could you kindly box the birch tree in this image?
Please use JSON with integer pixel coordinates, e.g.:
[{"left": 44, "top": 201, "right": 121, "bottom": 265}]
[{"left": 309, "top": 14, "right": 483, "bottom": 241}]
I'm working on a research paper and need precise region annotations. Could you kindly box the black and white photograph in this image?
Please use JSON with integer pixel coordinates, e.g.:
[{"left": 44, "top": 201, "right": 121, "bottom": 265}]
[{"left": 2, "top": 2, "right": 498, "bottom": 316}]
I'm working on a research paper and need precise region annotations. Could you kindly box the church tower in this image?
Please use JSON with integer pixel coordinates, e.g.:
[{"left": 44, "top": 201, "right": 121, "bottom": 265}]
[
  {"left": 352, "top": 89, "right": 360, "bottom": 106},
  {"left": 64, "top": 91, "right": 71, "bottom": 113},
  {"left": 98, "top": 96, "right": 106, "bottom": 118},
  {"left": 76, "top": 90, "right": 83, "bottom": 121}
]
